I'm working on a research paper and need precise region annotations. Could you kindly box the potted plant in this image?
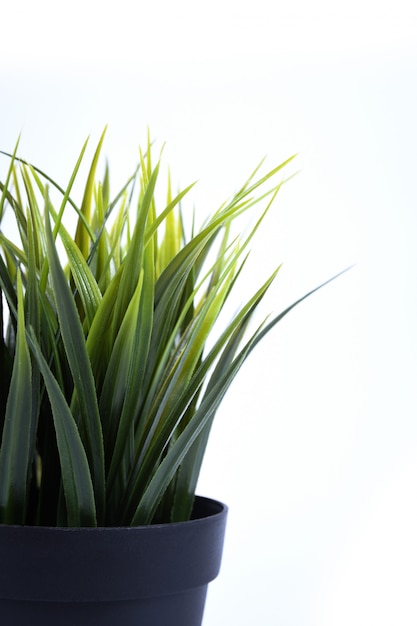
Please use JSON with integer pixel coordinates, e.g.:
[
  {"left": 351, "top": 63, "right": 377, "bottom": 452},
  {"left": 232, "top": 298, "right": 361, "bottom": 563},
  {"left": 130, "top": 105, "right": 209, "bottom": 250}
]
[{"left": 0, "top": 129, "right": 343, "bottom": 625}]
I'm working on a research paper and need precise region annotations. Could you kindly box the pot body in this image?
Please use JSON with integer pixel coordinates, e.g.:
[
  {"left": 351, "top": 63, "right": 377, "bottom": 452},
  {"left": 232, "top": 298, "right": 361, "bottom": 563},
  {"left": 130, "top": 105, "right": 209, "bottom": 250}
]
[{"left": 0, "top": 496, "right": 227, "bottom": 626}]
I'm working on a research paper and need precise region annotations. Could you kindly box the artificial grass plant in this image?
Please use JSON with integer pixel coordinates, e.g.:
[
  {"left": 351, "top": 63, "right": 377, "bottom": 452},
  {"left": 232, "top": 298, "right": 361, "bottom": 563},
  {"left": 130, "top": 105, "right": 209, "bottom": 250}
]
[{"left": 0, "top": 129, "right": 335, "bottom": 527}]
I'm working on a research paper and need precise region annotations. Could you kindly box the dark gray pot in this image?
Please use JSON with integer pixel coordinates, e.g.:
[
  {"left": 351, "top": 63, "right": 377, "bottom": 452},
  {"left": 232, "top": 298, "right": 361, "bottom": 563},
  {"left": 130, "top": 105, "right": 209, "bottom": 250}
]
[{"left": 0, "top": 496, "right": 227, "bottom": 626}]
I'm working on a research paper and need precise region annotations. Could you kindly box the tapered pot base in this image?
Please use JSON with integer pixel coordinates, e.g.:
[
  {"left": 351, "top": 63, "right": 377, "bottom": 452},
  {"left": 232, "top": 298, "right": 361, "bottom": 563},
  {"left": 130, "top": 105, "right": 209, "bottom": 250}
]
[{"left": 0, "top": 587, "right": 207, "bottom": 626}]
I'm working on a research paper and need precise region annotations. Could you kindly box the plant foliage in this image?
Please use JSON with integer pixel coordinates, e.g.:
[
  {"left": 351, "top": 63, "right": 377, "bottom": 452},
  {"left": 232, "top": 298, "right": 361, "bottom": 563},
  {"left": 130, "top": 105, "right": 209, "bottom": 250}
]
[{"left": 0, "top": 130, "right": 340, "bottom": 527}]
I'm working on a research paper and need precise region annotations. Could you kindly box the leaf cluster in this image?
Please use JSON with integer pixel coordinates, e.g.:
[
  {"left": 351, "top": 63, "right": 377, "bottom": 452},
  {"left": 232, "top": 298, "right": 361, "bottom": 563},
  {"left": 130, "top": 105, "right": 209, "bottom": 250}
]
[{"left": 0, "top": 130, "right": 326, "bottom": 527}]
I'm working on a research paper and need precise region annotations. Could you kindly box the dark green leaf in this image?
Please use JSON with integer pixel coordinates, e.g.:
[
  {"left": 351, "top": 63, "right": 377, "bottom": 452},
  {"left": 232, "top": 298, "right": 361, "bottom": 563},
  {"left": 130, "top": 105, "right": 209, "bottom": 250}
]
[
  {"left": 45, "top": 201, "right": 105, "bottom": 523},
  {"left": 28, "top": 332, "right": 97, "bottom": 527},
  {"left": 0, "top": 271, "right": 33, "bottom": 524}
]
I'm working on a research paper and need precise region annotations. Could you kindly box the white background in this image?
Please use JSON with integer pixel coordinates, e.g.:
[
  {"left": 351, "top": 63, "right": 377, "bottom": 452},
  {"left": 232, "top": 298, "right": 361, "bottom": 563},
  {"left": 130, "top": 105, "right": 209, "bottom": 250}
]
[{"left": 1, "top": 2, "right": 417, "bottom": 624}]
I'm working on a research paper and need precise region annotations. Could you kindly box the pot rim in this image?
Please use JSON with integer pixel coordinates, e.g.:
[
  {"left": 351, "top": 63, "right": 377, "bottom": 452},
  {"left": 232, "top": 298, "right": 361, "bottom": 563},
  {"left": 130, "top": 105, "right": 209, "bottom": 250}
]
[
  {"left": 0, "top": 495, "right": 228, "bottom": 602},
  {"left": 0, "top": 495, "right": 227, "bottom": 532}
]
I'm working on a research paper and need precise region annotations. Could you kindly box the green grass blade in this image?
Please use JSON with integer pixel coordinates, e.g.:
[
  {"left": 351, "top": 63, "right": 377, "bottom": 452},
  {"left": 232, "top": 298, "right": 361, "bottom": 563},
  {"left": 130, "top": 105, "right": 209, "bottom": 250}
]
[
  {"left": 0, "top": 234, "right": 27, "bottom": 268},
  {"left": 28, "top": 332, "right": 97, "bottom": 527},
  {"left": 99, "top": 269, "right": 144, "bottom": 448},
  {"left": 0, "top": 149, "right": 81, "bottom": 217},
  {"left": 105, "top": 240, "right": 155, "bottom": 509},
  {"left": 54, "top": 138, "right": 90, "bottom": 235},
  {"left": 92, "top": 182, "right": 111, "bottom": 287},
  {"left": 86, "top": 268, "right": 122, "bottom": 372},
  {"left": 48, "top": 204, "right": 102, "bottom": 328},
  {"left": 246, "top": 267, "right": 354, "bottom": 357},
  {"left": 0, "top": 254, "right": 17, "bottom": 331},
  {"left": 111, "top": 160, "right": 160, "bottom": 338},
  {"left": 25, "top": 211, "right": 41, "bottom": 460},
  {"left": 144, "top": 181, "right": 196, "bottom": 245},
  {"left": 0, "top": 137, "right": 20, "bottom": 221},
  {"left": 45, "top": 201, "right": 105, "bottom": 523},
  {"left": 75, "top": 128, "right": 107, "bottom": 259},
  {"left": 0, "top": 271, "right": 33, "bottom": 524}
]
